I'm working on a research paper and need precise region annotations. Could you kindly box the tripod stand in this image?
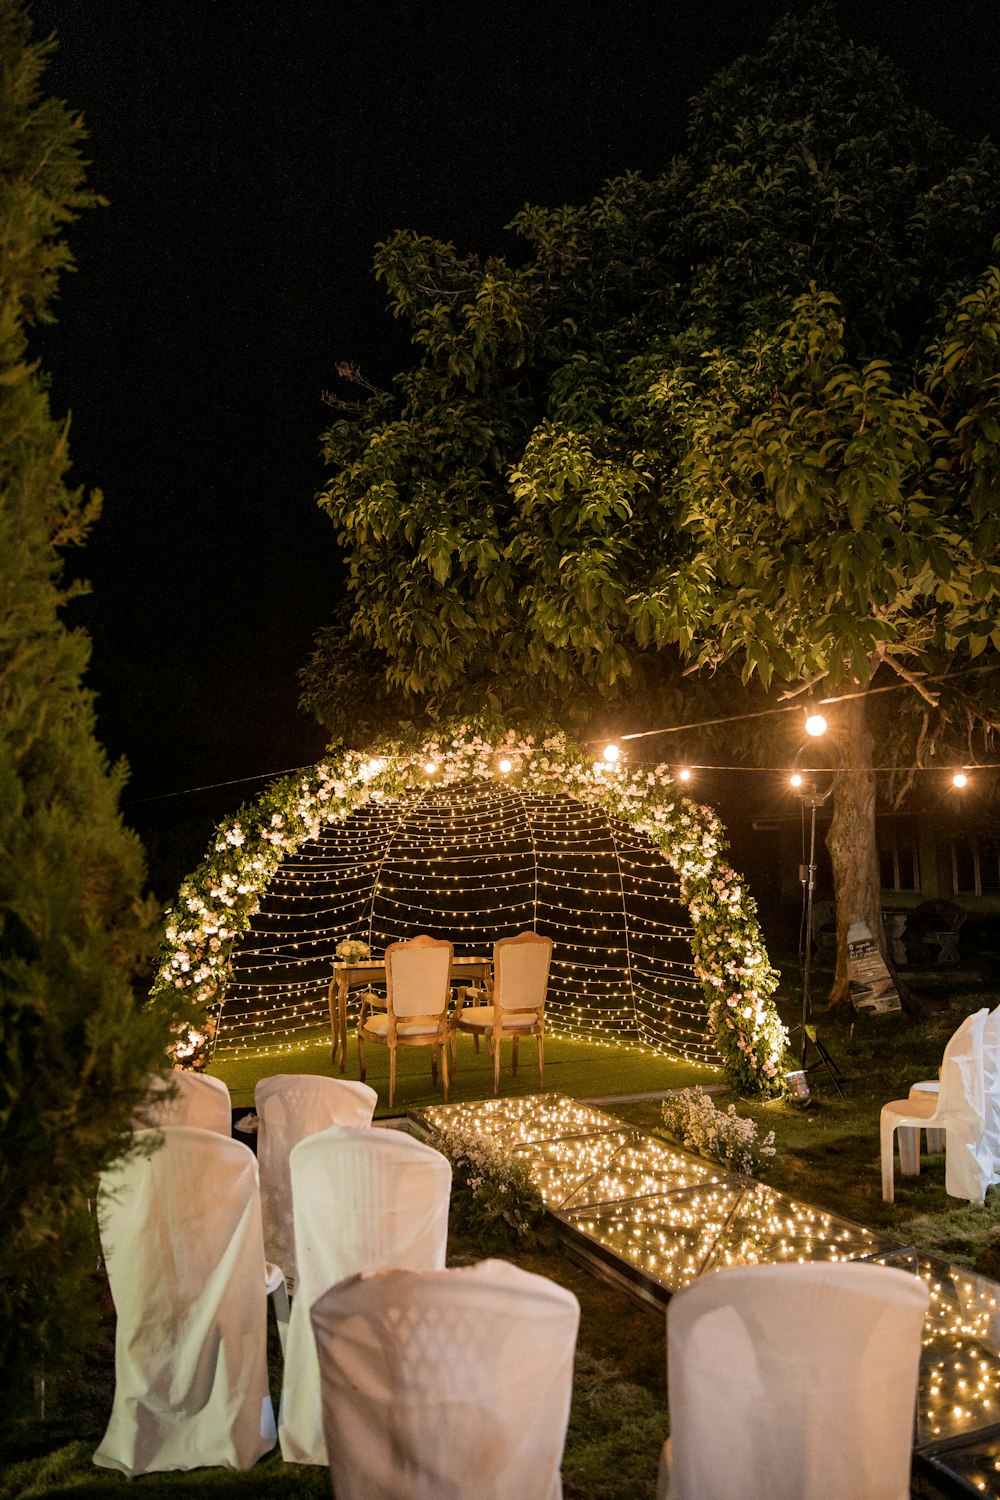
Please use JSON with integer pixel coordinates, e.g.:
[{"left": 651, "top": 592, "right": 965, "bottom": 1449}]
[{"left": 792, "top": 777, "right": 846, "bottom": 1099}]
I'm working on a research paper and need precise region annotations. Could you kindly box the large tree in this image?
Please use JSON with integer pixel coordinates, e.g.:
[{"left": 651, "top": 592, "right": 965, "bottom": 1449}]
[
  {"left": 307, "top": 8, "right": 1000, "bottom": 1003},
  {"left": 0, "top": 1, "right": 191, "bottom": 1405}
]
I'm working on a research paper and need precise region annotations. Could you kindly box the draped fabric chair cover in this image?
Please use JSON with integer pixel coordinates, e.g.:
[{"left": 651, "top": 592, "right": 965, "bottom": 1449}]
[
  {"left": 656, "top": 1262, "right": 929, "bottom": 1500},
  {"left": 881, "top": 1008, "right": 992, "bottom": 1203},
  {"left": 255, "top": 1073, "right": 377, "bottom": 1288},
  {"left": 907, "top": 1004, "right": 1000, "bottom": 1180},
  {"left": 310, "top": 1259, "right": 580, "bottom": 1500},
  {"left": 358, "top": 935, "right": 453, "bottom": 1107},
  {"left": 451, "top": 930, "right": 553, "bottom": 1095},
  {"left": 279, "top": 1125, "right": 452, "bottom": 1465},
  {"left": 94, "top": 1127, "right": 277, "bottom": 1476},
  {"left": 133, "top": 1070, "right": 232, "bottom": 1135}
]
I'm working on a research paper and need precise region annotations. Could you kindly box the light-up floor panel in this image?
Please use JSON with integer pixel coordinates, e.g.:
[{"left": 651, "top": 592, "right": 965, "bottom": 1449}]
[{"left": 413, "top": 1091, "right": 1000, "bottom": 1495}]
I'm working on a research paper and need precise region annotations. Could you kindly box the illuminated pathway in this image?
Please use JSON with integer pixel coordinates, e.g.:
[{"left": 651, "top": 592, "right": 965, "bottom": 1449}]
[{"left": 414, "top": 1092, "right": 1000, "bottom": 1498}]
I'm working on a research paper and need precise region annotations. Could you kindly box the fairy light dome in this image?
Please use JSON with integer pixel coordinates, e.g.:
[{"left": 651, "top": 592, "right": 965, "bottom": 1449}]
[
  {"left": 218, "top": 779, "right": 712, "bottom": 1063},
  {"left": 156, "top": 725, "right": 785, "bottom": 1095}
]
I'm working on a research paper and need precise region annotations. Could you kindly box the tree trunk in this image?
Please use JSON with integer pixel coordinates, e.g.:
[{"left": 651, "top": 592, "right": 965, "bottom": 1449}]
[{"left": 825, "top": 694, "right": 883, "bottom": 1010}]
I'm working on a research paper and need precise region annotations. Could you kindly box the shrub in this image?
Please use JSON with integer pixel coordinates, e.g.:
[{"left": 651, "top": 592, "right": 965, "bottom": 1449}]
[
  {"left": 430, "top": 1125, "right": 548, "bottom": 1254},
  {"left": 658, "top": 1087, "right": 776, "bottom": 1176}
]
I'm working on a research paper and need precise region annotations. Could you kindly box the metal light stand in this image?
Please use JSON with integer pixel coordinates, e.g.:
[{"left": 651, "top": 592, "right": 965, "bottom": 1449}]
[{"left": 792, "top": 744, "right": 846, "bottom": 1098}]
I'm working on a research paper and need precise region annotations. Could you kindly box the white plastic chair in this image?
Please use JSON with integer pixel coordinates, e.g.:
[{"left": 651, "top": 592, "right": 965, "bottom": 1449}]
[
  {"left": 451, "top": 930, "right": 553, "bottom": 1095},
  {"left": 133, "top": 1070, "right": 232, "bottom": 1135},
  {"left": 905, "top": 1003, "right": 1000, "bottom": 1174},
  {"left": 881, "top": 1007, "right": 992, "bottom": 1203},
  {"left": 94, "top": 1126, "right": 284, "bottom": 1476},
  {"left": 279, "top": 1124, "right": 452, "bottom": 1465},
  {"left": 358, "top": 935, "right": 453, "bottom": 1106},
  {"left": 310, "top": 1259, "right": 580, "bottom": 1500},
  {"left": 656, "top": 1261, "right": 929, "bottom": 1500},
  {"left": 255, "top": 1073, "right": 377, "bottom": 1288}
]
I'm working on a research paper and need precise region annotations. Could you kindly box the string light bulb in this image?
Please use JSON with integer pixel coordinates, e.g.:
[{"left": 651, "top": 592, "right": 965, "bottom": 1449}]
[
  {"left": 790, "top": 772, "right": 804, "bottom": 789},
  {"left": 603, "top": 743, "right": 620, "bottom": 765},
  {"left": 953, "top": 771, "right": 969, "bottom": 789},
  {"left": 498, "top": 756, "right": 513, "bottom": 774},
  {"left": 804, "top": 711, "right": 828, "bottom": 738},
  {"left": 677, "top": 768, "right": 692, "bottom": 783},
  {"left": 424, "top": 759, "right": 438, "bottom": 776}
]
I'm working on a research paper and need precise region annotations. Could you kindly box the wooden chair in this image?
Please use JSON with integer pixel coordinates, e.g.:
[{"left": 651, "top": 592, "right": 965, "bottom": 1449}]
[
  {"left": 450, "top": 930, "right": 553, "bottom": 1095},
  {"left": 358, "top": 935, "right": 452, "bottom": 1107}
]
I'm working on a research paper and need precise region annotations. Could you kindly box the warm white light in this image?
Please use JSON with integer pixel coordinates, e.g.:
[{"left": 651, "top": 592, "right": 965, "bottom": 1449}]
[
  {"left": 498, "top": 756, "right": 513, "bottom": 774},
  {"left": 790, "top": 772, "right": 804, "bottom": 789},
  {"left": 603, "top": 743, "right": 620, "bottom": 764},
  {"left": 424, "top": 759, "right": 437, "bottom": 776},
  {"left": 678, "top": 767, "right": 691, "bottom": 783},
  {"left": 953, "top": 771, "right": 969, "bottom": 788},
  {"left": 805, "top": 712, "right": 828, "bottom": 738}
]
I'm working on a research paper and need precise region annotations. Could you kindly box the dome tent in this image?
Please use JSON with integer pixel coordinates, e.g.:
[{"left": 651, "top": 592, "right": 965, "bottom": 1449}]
[{"left": 153, "top": 723, "right": 789, "bottom": 1098}]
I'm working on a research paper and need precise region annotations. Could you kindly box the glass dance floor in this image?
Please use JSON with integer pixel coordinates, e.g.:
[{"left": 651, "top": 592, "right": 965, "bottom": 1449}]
[{"left": 413, "top": 1092, "right": 1000, "bottom": 1499}]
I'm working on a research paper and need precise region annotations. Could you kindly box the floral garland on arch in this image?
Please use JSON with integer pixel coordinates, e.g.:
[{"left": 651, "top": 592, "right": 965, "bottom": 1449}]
[{"left": 152, "top": 721, "right": 790, "bottom": 1097}]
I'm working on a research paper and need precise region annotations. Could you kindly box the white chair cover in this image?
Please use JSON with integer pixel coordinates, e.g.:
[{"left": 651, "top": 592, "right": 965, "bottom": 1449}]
[
  {"left": 982, "top": 1005, "right": 1000, "bottom": 1178},
  {"left": 94, "top": 1127, "right": 277, "bottom": 1476},
  {"left": 256, "top": 1073, "right": 377, "bottom": 1286},
  {"left": 310, "top": 1259, "right": 580, "bottom": 1500},
  {"left": 134, "top": 1070, "right": 232, "bottom": 1135},
  {"left": 657, "top": 1262, "right": 929, "bottom": 1500},
  {"left": 279, "top": 1124, "right": 452, "bottom": 1465},
  {"left": 881, "top": 1008, "right": 992, "bottom": 1203}
]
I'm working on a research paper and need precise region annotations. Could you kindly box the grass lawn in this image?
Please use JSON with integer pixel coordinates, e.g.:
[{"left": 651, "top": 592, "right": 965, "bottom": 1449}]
[
  {"left": 213, "top": 1026, "right": 717, "bottom": 1114},
  {"left": 4, "top": 964, "right": 999, "bottom": 1498}
]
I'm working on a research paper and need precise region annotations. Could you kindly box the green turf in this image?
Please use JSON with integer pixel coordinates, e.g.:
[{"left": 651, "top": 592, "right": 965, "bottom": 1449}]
[{"left": 212, "top": 1027, "right": 719, "bottom": 1113}]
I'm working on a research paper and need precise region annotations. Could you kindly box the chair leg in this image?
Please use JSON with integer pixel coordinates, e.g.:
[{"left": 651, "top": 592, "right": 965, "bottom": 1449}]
[
  {"left": 389, "top": 1048, "right": 396, "bottom": 1109},
  {"left": 474, "top": 1033, "right": 480, "bottom": 1054},
  {"left": 494, "top": 1034, "right": 502, "bottom": 1096},
  {"left": 431, "top": 1044, "right": 439, "bottom": 1087},
  {"left": 268, "top": 1278, "right": 290, "bottom": 1358},
  {"left": 880, "top": 1115, "right": 896, "bottom": 1203},
  {"left": 511, "top": 1035, "right": 520, "bottom": 1077},
  {"left": 441, "top": 1036, "right": 450, "bottom": 1103},
  {"left": 537, "top": 1031, "right": 544, "bottom": 1089},
  {"left": 358, "top": 1032, "right": 366, "bottom": 1083},
  {"left": 448, "top": 1029, "right": 457, "bottom": 1072},
  {"left": 898, "top": 1126, "right": 920, "bottom": 1177}
]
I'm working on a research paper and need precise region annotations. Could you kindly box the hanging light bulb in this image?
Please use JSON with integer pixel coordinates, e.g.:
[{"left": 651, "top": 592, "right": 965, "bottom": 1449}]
[
  {"left": 498, "top": 756, "right": 513, "bottom": 774},
  {"left": 603, "top": 743, "right": 620, "bottom": 765},
  {"left": 805, "top": 711, "right": 828, "bottom": 738},
  {"left": 790, "top": 772, "right": 804, "bottom": 789},
  {"left": 424, "top": 759, "right": 438, "bottom": 776},
  {"left": 952, "top": 771, "right": 969, "bottom": 789},
  {"left": 677, "top": 767, "right": 692, "bottom": 783}
]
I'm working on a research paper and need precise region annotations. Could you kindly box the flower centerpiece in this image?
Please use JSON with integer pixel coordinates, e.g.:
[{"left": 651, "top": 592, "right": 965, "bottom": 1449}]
[{"left": 335, "top": 936, "right": 371, "bottom": 964}]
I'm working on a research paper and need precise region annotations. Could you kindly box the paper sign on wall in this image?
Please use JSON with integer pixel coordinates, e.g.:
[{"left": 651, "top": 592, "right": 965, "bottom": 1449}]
[{"left": 847, "top": 920, "right": 902, "bottom": 1017}]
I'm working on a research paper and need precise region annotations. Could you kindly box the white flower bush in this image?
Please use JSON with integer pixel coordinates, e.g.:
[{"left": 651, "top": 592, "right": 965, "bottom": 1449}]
[
  {"left": 660, "top": 1087, "right": 777, "bottom": 1176},
  {"left": 151, "top": 718, "right": 790, "bottom": 1096},
  {"left": 430, "top": 1125, "right": 547, "bottom": 1251}
]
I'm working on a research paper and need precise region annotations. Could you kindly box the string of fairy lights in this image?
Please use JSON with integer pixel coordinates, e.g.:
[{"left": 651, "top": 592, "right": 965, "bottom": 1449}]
[{"left": 215, "top": 780, "right": 714, "bottom": 1063}]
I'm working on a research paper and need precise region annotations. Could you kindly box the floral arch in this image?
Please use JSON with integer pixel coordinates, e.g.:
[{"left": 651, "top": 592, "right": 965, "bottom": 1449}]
[{"left": 153, "top": 723, "right": 789, "bottom": 1097}]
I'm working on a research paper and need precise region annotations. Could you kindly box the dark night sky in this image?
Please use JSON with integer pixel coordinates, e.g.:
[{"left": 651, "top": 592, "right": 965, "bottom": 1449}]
[{"left": 29, "top": 0, "right": 1000, "bottom": 892}]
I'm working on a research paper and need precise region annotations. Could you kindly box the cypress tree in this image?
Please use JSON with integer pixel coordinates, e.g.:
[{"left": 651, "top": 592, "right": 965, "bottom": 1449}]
[{"left": 0, "top": 0, "right": 187, "bottom": 1407}]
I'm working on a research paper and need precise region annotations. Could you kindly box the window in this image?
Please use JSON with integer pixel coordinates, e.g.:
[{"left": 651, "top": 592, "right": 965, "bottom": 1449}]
[
  {"left": 878, "top": 821, "right": 920, "bottom": 893},
  {"left": 953, "top": 835, "right": 1000, "bottom": 896}
]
